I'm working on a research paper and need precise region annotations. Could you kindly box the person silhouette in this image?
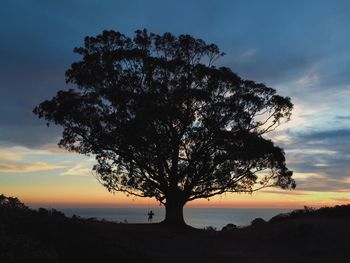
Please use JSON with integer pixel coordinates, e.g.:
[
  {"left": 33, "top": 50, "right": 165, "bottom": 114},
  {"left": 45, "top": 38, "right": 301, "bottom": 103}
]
[{"left": 147, "top": 210, "right": 154, "bottom": 222}]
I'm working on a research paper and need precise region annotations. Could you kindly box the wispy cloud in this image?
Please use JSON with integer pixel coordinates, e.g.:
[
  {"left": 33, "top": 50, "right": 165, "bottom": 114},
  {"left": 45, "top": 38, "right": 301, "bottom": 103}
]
[
  {"left": 296, "top": 69, "right": 319, "bottom": 88},
  {"left": 336, "top": 115, "right": 350, "bottom": 120},
  {"left": 292, "top": 172, "right": 326, "bottom": 180},
  {"left": 0, "top": 162, "right": 64, "bottom": 173},
  {"left": 60, "top": 164, "right": 93, "bottom": 177},
  {"left": 0, "top": 148, "right": 22, "bottom": 161},
  {"left": 297, "top": 128, "right": 350, "bottom": 141},
  {"left": 331, "top": 197, "right": 350, "bottom": 202},
  {"left": 238, "top": 48, "right": 258, "bottom": 62},
  {"left": 0, "top": 146, "right": 69, "bottom": 174},
  {"left": 261, "top": 189, "right": 310, "bottom": 196}
]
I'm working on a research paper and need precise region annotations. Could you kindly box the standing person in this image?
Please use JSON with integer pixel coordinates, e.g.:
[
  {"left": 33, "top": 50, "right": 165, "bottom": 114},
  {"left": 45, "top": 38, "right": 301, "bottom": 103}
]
[{"left": 147, "top": 210, "right": 154, "bottom": 222}]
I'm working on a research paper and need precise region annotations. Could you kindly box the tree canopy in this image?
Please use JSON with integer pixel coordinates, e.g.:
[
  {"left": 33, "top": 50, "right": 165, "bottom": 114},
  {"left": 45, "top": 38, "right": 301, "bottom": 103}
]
[{"left": 34, "top": 29, "right": 295, "bottom": 225}]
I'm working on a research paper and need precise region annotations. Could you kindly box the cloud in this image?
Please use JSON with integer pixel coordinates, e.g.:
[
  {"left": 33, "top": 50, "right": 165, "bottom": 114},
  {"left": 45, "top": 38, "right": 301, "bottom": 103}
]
[
  {"left": 336, "top": 115, "right": 350, "bottom": 120},
  {"left": 232, "top": 48, "right": 258, "bottom": 63},
  {"left": 0, "top": 149, "right": 22, "bottom": 161},
  {"left": 0, "top": 145, "right": 95, "bottom": 175},
  {"left": 60, "top": 164, "right": 93, "bottom": 177},
  {"left": 314, "top": 163, "right": 328, "bottom": 167},
  {"left": 295, "top": 178, "right": 350, "bottom": 192},
  {"left": 292, "top": 172, "right": 326, "bottom": 180},
  {"left": 297, "top": 128, "right": 350, "bottom": 141},
  {"left": 0, "top": 146, "right": 73, "bottom": 174},
  {"left": 0, "top": 123, "right": 63, "bottom": 149},
  {"left": 261, "top": 189, "right": 310, "bottom": 196},
  {"left": 36, "top": 144, "right": 71, "bottom": 154},
  {"left": 0, "top": 162, "right": 64, "bottom": 173},
  {"left": 331, "top": 197, "right": 350, "bottom": 203},
  {"left": 287, "top": 148, "right": 337, "bottom": 156},
  {"left": 274, "top": 127, "right": 350, "bottom": 192},
  {"left": 296, "top": 68, "right": 319, "bottom": 88},
  {"left": 1, "top": 0, "right": 350, "bottom": 201}
]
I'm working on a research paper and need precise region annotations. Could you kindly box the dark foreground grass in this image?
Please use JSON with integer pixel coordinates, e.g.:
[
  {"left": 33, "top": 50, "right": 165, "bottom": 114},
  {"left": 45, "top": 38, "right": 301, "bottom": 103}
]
[{"left": 1, "top": 195, "right": 350, "bottom": 263}]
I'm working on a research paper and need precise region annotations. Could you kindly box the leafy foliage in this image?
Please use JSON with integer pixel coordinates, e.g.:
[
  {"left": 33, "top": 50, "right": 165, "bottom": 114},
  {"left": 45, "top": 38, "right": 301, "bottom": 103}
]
[
  {"left": 34, "top": 29, "right": 295, "bottom": 208},
  {"left": 0, "top": 194, "right": 28, "bottom": 211},
  {"left": 269, "top": 205, "right": 350, "bottom": 223}
]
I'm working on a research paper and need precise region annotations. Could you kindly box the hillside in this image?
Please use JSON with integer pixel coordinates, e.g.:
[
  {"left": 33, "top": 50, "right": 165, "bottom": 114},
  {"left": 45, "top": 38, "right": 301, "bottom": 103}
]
[{"left": 1, "top": 195, "right": 350, "bottom": 263}]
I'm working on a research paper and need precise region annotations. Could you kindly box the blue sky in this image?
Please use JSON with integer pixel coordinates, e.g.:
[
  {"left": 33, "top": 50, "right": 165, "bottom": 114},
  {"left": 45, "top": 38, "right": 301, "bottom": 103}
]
[{"left": 1, "top": 0, "right": 350, "bottom": 206}]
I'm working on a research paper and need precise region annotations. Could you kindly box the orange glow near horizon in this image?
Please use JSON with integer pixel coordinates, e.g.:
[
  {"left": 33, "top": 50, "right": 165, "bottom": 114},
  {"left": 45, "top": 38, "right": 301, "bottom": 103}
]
[
  {"left": 1, "top": 146, "right": 349, "bottom": 210},
  {"left": 6, "top": 187, "right": 349, "bottom": 209}
]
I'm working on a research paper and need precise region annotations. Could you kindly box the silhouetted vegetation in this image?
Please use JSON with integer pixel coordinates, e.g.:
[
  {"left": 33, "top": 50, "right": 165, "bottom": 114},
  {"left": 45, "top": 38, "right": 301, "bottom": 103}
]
[
  {"left": 0, "top": 195, "right": 152, "bottom": 263},
  {"left": 221, "top": 223, "right": 238, "bottom": 231},
  {"left": 1, "top": 194, "right": 350, "bottom": 262},
  {"left": 269, "top": 205, "right": 350, "bottom": 223},
  {"left": 34, "top": 29, "right": 294, "bottom": 226},
  {"left": 250, "top": 217, "right": 266, "bottom": 226}
]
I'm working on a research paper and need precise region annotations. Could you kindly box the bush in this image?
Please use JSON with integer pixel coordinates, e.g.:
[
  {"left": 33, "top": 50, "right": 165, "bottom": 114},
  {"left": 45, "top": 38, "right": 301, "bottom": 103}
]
[
  {"left": 0, "top": 194, "right": 28, "bottom": 211},
  {"left": 221, "top": 223, "right": 237, "bottom": 231},
  {"left": 251, "top": 218, "right": 266, "bottom": 226},
  {"left": 204, "top": 226, "right": 217, "bottom": 231}
]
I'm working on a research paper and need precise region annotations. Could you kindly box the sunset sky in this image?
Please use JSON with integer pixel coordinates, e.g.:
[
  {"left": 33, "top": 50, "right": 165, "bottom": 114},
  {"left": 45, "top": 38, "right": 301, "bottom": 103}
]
[{"left": 1, "top": 0, "right": 350, "bottom": 208}]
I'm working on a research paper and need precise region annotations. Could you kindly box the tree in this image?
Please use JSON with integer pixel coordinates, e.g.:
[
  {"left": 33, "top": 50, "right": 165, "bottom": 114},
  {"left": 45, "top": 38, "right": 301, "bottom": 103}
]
[
  {"left": 0, "top": 194, "right": 28, "bottom": 210},
  {"left": 34, "top": 29, "right": 295, "bottom": 226}
]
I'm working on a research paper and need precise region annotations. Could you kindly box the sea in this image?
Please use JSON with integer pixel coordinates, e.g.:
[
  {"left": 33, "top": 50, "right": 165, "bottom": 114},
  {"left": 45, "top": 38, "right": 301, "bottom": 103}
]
[{"left": 58, "top": 207, "right": 295, "bottom": 229}]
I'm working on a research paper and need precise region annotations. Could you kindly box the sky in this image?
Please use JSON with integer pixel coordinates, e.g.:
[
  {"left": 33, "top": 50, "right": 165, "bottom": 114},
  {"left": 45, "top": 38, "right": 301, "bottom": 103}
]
[{"left": 1, "top": 0, "right": 350, "bottom": 208}]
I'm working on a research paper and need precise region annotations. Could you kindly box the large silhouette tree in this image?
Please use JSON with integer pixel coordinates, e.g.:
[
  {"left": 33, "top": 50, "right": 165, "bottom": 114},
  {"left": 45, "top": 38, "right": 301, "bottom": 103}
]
[{"left": 34, "top": 29, "right": 295, "bottom": 225}]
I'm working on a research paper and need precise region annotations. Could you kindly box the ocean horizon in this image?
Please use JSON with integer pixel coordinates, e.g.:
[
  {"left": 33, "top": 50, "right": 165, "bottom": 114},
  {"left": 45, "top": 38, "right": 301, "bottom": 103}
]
[{"left": 55, "top": 207, "right": 296, "bottom": 229}]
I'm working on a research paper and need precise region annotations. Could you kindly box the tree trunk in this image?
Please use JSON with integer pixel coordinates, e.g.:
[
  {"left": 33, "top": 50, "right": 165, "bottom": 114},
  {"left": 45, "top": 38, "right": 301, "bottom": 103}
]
[{"left": 163, "top": 198, "right": 186, "bottom": 226}]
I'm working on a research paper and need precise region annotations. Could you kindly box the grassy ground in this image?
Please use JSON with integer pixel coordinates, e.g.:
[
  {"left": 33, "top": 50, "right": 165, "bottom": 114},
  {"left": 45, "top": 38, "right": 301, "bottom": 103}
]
[{"left": 1, "top": 196, "right": 350, "bottom": 263}]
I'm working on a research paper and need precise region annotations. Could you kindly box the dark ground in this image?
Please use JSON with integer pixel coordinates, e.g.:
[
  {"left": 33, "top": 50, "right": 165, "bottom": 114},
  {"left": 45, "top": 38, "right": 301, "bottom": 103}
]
[{"left": 1, "top": 196, "right": 350, "bottom": 263}]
